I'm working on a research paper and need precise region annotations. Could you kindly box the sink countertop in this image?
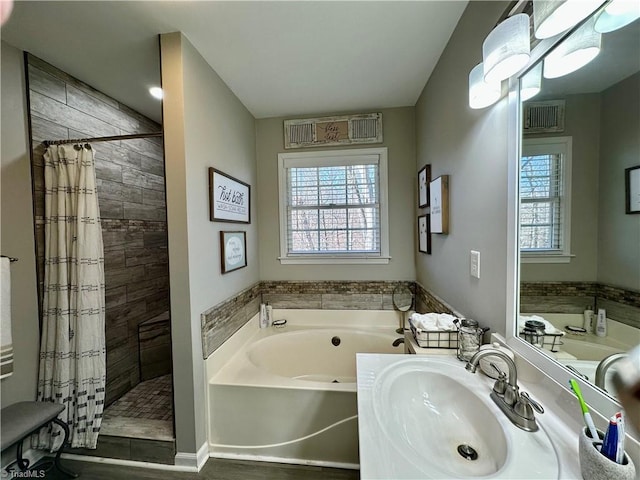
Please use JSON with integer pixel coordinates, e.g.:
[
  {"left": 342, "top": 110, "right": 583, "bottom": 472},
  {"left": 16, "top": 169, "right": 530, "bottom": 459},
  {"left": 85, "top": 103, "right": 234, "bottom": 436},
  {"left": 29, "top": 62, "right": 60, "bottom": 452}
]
[{"left": 357, "top": 352, "right": 585, "bottom": 479}]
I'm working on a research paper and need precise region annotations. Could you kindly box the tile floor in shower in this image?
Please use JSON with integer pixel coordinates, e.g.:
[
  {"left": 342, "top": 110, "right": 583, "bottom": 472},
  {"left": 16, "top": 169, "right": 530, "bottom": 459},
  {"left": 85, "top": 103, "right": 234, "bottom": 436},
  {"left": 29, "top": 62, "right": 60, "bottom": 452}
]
[{"left": 101, "top": 374, "right": 174, "bottom": 441}]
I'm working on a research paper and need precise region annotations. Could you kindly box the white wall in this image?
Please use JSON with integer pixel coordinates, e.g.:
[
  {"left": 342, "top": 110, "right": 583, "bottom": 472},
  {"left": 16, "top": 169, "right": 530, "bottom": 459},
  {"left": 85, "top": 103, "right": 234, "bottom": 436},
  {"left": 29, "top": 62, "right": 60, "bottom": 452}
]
[
  {"left": 0, "top": 41, "right": 40, "bottom": 407},
  {"left": 160, "top": 32, "right": 258, "bottom": 458},
  {"left": 414, "top": 1, "right": 510, "bottom": 335},
  {"left": 256, "top": 107, "right": 416, "bottom": 281}
]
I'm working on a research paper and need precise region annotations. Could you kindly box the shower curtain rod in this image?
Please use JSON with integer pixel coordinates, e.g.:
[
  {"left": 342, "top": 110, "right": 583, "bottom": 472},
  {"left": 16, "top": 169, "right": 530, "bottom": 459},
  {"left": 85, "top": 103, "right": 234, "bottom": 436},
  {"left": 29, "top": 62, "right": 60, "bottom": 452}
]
[{"left": 44, "top": 131, "right": 163, "bottom": 147}]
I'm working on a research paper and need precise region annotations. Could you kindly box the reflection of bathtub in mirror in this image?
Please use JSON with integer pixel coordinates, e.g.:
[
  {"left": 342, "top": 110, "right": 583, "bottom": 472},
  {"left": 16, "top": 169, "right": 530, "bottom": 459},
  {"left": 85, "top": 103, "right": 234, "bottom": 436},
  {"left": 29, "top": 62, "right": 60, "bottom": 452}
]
[{"left": 518, "top": 313, "right": 634, "bottom": 397}]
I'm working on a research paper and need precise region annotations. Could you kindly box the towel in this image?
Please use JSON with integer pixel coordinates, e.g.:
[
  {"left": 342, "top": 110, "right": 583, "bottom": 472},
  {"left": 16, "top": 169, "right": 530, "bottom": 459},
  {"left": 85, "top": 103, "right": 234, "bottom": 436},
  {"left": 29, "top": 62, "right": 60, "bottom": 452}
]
[
  {"left": 0, "top": 257, "right": 13, "bottom": 378},
  {"left": 410, "top": 312, "right": 458, "bottom": 331},
  {"left": 519, "top": 314, "right": 564, "bottom": 336}
]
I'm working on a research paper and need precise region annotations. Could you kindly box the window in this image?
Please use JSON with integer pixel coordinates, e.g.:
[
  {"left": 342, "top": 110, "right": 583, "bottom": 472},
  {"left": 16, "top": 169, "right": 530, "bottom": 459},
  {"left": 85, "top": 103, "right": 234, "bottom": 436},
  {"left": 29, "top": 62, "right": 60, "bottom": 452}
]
[
  {"left": 278, "top": 148, "right": 389, "bottom": 264},
  {"left": 520, "top": 137, "right": 572, "bottom": 262}
]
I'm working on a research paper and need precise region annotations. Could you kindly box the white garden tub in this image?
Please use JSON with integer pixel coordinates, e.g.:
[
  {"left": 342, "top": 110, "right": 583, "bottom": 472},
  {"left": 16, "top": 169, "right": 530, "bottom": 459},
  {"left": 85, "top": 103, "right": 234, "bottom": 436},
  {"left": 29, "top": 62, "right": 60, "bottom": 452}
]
[{"left": 205, "top": 309, "right": 403, "bottom": 469}]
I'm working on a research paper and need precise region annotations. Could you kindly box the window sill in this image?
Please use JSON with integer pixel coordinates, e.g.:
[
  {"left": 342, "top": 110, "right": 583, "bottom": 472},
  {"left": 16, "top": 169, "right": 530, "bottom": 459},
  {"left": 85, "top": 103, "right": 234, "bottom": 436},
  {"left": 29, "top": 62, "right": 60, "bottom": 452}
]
[
  {"left": 278, "top": 256, "right": 391, "bottom": 265},
  {"left": 521, "top": 253, "right": 574, "bottom": 264}
]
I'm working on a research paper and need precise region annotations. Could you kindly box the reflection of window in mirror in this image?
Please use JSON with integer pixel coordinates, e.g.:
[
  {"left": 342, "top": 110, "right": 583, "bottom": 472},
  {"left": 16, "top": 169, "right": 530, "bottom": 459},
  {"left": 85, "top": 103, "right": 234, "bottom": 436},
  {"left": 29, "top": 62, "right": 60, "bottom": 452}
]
[{"left": 520, "top": 137, "right": 572, "bottom": 263}]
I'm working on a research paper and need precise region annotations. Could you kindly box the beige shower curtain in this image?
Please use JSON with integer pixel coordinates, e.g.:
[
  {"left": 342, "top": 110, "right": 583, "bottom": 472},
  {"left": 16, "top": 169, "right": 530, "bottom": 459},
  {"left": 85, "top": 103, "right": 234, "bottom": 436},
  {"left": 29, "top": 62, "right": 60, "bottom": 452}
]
[{"left": 37, "top": 144, "right": 105, "bottom": 450}]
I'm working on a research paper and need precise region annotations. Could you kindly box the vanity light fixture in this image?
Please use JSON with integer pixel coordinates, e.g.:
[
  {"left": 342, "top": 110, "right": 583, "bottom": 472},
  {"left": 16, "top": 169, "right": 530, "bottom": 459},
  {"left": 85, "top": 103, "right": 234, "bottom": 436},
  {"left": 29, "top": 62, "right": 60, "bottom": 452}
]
[
  {"left": 533, "top": 0, "right": 602, "bottom": 39},
  {"left": 149, "top": 86, "right": 163, "bottom": 100},
  {"left": 520, "top": 63, "right": 543, "bottom": 101},
  {"left": 594, "top": 0, "right": 640, "bottom": 33},
  {"left": 483, "top": 13, "right": 531, "bottom": 82},
  {"left": 543, "top": 17, "right": 601, "bottom": 79},
  {"left": 469, "top": 62, "right": 502, "bottom": 109}
]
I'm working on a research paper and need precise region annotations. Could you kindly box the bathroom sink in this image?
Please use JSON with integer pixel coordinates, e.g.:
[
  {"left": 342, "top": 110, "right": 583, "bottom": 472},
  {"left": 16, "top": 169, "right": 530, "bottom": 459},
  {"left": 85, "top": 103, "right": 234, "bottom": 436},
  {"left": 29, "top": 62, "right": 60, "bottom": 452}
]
[{"left": 357, "top": 355, "right": 560, "bottom": 479}]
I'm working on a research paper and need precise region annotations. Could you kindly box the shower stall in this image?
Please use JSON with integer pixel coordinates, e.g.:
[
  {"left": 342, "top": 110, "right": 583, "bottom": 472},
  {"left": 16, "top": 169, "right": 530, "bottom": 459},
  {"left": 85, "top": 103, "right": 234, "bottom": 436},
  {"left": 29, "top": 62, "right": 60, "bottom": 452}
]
[{"left": 26, "top": 53, "right": 174, "bottom": 441}]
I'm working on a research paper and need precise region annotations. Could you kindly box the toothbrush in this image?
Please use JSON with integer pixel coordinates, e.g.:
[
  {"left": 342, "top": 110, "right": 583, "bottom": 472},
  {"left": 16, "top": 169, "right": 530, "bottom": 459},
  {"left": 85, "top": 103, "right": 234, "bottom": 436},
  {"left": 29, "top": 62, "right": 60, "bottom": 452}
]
[
  {"left": 615, "top": 411, "right": 625, "bottom": 464},
  {"left": 569, "top": 379, "right": 599, "bottom": 440}
]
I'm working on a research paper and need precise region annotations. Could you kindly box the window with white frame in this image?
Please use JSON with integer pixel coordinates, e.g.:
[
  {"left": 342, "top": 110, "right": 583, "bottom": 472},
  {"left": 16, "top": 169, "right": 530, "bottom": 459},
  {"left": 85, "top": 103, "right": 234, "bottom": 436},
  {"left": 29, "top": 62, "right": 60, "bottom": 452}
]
[
  {"left": 520, "top": 136, "right": 572, "bottom": 262},
  {"left": 277, "top": 148, "right": 389, "bottom": 264}
]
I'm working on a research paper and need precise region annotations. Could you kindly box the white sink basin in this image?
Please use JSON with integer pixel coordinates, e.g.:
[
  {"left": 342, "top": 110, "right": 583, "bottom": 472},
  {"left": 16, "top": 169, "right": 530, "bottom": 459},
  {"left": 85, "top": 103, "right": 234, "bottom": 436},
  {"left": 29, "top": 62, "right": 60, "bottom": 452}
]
[{"left": 357, "top": 355, "right": 560, "bottom": 479}]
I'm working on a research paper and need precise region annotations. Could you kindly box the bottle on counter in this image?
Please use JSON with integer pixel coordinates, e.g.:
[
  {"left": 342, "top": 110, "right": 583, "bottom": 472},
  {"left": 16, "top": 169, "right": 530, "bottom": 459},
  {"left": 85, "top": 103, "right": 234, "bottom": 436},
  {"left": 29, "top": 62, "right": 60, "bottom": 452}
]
[{"left": 583, "top": 306, "right": 594, "bottom": 332}]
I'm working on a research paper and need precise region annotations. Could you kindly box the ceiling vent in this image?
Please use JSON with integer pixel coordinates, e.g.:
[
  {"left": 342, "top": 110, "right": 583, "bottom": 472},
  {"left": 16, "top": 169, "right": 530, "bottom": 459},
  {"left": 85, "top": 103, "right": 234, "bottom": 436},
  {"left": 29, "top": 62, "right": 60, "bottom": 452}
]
[
  {"left": 284, "top": 113, "right": 382, "bottom": 149},
  {"left": 523, "top": 100, "right": 565, "bottom": 134}
]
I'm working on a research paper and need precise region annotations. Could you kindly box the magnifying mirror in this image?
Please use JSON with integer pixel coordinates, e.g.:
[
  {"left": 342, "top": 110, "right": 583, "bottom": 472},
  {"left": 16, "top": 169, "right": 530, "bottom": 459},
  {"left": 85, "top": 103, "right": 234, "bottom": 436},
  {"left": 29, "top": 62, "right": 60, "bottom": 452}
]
[{"left": 392, "top": 284, "right": 414, "bottom": 333}]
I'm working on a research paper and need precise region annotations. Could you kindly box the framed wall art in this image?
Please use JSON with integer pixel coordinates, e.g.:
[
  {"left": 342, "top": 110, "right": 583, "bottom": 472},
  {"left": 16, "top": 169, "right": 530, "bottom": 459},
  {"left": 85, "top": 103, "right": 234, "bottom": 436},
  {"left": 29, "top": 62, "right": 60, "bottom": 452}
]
[
  {"left": 430, "top": 175, "right": 449, "bottom": 234},
  {"left": 418, "top": 214, "right": 431, "bottom": 254},
  {"left": 209, "top": 168, "right": 250, "bottom": 223},
  {"left": 418, "top": 164, "right": 431, "bottom": 208},
  {"left": 625, "top": 165, "right": 640, "bottom": 214},
  {"left": 220, "top": 231, "right": 247, "bottom": 274}
]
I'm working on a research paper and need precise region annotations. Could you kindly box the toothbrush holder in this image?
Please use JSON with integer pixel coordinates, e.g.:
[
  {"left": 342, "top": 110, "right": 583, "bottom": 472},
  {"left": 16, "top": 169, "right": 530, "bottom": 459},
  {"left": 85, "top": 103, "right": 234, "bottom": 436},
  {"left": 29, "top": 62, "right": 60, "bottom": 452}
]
[{"left": 578, "top": 427, "right": 636, "bottom": 480}]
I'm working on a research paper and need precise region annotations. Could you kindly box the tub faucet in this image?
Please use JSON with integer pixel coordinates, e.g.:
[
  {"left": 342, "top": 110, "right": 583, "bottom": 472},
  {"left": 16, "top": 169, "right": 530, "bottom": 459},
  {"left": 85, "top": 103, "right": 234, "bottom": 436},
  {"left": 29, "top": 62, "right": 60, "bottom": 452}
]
[
  {"left": 466, "top": 348, "right": 543, "bottom": 432},
  {"left": 595, "top": 352, "right": 626, "bottom": 391},
  {"left": 392, "top": 338, "right": 405, "bottom": 347}
]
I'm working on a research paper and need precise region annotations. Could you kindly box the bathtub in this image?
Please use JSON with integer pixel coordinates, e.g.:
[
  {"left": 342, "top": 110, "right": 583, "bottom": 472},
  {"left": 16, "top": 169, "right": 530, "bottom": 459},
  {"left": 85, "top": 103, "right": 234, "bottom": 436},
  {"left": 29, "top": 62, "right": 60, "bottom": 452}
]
[{"left": 205, "top": 309, "right": 403, "bottom": 468}]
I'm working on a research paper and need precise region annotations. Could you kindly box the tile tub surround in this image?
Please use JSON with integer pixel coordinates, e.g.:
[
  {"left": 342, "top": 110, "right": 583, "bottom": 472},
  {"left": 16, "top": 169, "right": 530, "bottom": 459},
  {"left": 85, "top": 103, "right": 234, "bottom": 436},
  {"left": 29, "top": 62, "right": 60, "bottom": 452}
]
[
  {"left": 201, "top": 281, "right": 418, "bottom": 358},
  {"left": 26, "top": 54, "right": 169, "bottom": 405},
  {"left": 521, "top": 281, "right": 640, "bottom": 329}
]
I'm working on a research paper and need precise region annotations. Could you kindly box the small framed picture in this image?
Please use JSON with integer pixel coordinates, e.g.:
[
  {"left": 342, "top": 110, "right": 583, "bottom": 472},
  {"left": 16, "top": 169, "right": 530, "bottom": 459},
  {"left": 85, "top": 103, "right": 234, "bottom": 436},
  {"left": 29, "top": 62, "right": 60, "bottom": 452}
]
[
  {"left": 209, "top": 168, "right": 251, "bottom": 223},
  {"left": 418, "top": 214, "right": 431, "bottom": 254},
  {"left": 430, "top": 175, "right": 449, "bottom": 234},
  {"left": 220, "top": 231, "right": 247, "bottom": 274},
  {"left": 418, "top": 164, "right": 431, "bottom": 208},
  {"left": 625, "top": 165, "right": 640, "bottom": 214}
]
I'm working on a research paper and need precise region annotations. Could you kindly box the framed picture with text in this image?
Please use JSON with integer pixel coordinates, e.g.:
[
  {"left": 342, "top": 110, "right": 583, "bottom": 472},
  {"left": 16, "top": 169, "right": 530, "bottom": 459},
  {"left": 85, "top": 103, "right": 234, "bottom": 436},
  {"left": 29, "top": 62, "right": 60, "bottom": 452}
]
[
  {"left": 220, "top": 231, "right": 247, "bottom": 274},
  {"left": 418, "top": 214, "right": 431, "bottom": 254},
  {"left": 209, "top": 168, "right": 251, "bottom": 223},
  {"left": 418, "top": 164, "right": 431, "bottom": 208},
  {"left": 625, "top": 165, "right": 640, "bottom": 214},
  {"left": 430, "top": 175, "right": 449, "bottom": 234}
]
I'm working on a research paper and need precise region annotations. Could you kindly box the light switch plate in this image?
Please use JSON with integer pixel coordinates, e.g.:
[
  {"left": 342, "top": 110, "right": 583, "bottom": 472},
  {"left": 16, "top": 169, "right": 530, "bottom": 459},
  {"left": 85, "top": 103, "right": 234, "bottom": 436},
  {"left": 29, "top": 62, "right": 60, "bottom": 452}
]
[{"left": 470, "top": 250, "right": 480, "bottom": 279}]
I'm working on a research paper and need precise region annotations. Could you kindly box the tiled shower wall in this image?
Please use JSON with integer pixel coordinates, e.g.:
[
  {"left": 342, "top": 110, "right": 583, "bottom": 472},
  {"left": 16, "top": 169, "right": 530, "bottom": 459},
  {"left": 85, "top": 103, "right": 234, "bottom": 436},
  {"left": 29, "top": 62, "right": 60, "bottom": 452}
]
[{"left": 26, "top": 54, "right": 170, "bottom": 405}]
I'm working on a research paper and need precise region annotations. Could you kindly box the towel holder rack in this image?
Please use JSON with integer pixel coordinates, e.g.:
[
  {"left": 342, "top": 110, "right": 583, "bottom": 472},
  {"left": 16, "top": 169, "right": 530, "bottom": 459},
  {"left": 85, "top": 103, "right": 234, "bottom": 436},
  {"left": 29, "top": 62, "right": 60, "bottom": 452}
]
[{"left": 1, "top": 255, "right": 18, "bottom": 262}]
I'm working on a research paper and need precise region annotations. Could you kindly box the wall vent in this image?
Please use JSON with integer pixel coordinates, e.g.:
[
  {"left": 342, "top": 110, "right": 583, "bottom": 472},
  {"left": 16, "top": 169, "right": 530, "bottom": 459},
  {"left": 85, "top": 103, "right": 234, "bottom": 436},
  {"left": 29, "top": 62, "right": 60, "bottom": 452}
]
[
  {"left": 523, "top": 100, "right": 565, "bottom": 134},
  {"left": 284, "top": 113, "right": 382, "bottom": 149}
]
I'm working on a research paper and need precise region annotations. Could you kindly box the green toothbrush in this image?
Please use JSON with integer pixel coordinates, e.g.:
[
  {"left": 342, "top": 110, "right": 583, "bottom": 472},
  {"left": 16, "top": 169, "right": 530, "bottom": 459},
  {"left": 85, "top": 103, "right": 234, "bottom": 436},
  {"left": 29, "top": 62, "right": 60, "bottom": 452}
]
[{"left": 569, "top": 379, "right": 598, "bottom": 440}]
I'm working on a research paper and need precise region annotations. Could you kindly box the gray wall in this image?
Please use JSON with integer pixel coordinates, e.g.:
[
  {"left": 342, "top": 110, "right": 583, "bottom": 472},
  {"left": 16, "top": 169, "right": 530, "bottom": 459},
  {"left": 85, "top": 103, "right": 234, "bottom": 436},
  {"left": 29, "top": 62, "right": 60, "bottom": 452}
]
[
  {"left": 25, "top": 54, "right": 169, "bottom": 406},
  {"left": 598, "top": 73, "right": 640, "bottom": 291},
  {"left": 0, "top": 41, "right": 40, "bottom": 408},
  {"left": 414, "top": 1, "right": 510, "bottom": 336},
  {"left": 161, "top": 32, "right": 258, "bottom": 458},
  {"left": 256, "top": 107, "right": 416, "bottom": 281}
]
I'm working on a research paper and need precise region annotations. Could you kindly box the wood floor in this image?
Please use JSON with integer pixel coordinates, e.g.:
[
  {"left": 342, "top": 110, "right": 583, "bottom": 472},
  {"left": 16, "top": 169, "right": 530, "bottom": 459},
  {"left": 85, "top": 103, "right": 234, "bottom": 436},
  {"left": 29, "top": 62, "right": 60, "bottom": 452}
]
[{"left": 46, "top": 457, "right": 360, "bottom": 479}]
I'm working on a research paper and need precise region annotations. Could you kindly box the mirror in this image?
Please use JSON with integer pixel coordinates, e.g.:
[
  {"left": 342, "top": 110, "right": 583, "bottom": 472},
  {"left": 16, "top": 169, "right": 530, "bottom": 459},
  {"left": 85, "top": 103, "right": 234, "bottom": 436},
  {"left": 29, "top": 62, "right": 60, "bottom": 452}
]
[
  {"left": 513, "top": 2, "right": 639, "bottom": 402},
  {"left": 392, "top": 284, "right": 414, "bottom": 333}
]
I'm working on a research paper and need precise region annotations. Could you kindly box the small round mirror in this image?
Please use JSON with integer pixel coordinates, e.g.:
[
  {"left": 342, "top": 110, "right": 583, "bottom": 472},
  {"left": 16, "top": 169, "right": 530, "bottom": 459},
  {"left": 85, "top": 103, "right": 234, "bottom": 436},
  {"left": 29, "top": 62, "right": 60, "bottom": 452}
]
[{"left": 392, "top": 284, "right": 413, "bottom": 312}]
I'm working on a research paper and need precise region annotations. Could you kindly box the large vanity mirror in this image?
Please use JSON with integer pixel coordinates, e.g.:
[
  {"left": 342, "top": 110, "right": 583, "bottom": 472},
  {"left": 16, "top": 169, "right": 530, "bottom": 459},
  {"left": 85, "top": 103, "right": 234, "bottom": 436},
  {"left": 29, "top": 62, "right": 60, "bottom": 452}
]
[{"left": 506, "top": 1, "right": 639, "bottom": 422}]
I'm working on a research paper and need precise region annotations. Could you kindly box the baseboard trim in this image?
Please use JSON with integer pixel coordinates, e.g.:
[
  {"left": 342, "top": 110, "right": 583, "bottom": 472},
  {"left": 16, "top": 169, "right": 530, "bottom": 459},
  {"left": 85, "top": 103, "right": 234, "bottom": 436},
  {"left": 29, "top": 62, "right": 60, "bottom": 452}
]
[
  {"left": 174, "top": 441, "right": 208, "bottom": 471},
  {"left": 60, "top": 453, "right": 198, "bottom": 472},
  {"left": 209, "top": 450, "right": 360, "bottom": 470}
]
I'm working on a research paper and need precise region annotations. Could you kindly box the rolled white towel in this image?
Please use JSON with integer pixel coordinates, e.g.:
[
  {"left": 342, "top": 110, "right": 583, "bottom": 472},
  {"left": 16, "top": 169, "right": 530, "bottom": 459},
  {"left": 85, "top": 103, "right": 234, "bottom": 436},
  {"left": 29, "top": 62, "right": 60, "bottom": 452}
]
[
  {"left": 410, "top": 312, "right": 458, "bottom": 331},
  {"left": 436, "top": 313, "right": 457, "bottom": 330},
  {"left": 409, "top": 312, "right": 438, "bottom": 330}
]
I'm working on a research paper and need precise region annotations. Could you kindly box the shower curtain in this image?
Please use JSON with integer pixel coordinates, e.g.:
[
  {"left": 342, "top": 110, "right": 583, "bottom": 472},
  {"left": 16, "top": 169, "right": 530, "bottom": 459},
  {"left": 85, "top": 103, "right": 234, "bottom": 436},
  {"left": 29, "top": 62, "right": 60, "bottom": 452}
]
[{"left": 37, "top": 144, "right": 106, "bottom": 450}]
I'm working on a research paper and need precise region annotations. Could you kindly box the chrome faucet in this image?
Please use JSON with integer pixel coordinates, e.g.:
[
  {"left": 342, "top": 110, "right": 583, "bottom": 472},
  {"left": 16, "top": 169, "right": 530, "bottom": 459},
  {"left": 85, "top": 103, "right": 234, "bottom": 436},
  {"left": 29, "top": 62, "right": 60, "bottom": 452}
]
[
  {"left": 595, "top": 352, "right": 626, "bottom": 391},
  {"left": 466, "top": 348, "right": 544, "bottom": 432}
]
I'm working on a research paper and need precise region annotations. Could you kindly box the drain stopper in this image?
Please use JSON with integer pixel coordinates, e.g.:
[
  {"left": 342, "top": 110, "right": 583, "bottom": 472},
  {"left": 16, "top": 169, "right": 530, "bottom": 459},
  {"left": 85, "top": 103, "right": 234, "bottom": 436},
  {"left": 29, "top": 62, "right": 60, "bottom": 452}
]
[{"left": 457, "top": 444, "right": 479, "bottom": 461}]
